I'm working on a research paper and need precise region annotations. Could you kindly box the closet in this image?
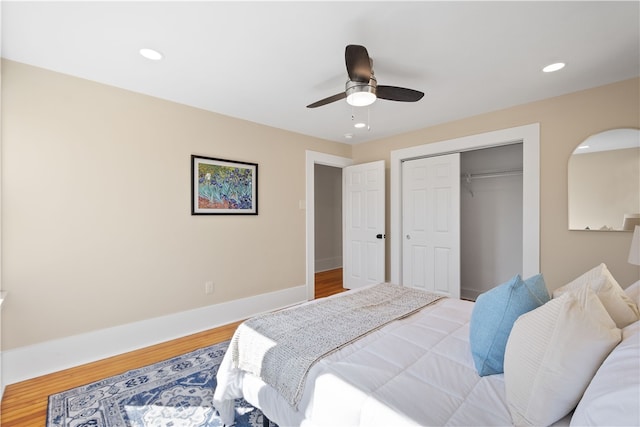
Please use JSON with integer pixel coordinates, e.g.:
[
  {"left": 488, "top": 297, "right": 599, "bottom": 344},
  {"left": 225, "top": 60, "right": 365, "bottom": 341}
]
[
  {"left": 460, "top": 143, "right": 523, "bottom": 300},
  {"left": 401, "top": 142, "right": 523, "bottom": 301}
]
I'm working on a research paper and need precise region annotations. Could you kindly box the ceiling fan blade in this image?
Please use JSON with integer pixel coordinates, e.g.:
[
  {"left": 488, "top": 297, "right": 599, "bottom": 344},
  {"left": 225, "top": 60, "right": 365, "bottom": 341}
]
[
  {"left": 306, "top": 92, "right": 347, "bottom": 108},
  {"left": 345, "top": 44, "right": 372, "bottom": 83},
  {"left": 376, "top": 85, "right": 424, "bottom": 102}
]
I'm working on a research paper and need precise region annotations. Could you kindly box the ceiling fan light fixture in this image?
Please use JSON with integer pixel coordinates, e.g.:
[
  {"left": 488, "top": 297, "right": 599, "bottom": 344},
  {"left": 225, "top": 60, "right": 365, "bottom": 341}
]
[
  {"left": 346, "top": 79, "right": 377, "bottom": 107},
  {"left": 347, "top": 90, "right": 376, "bottom": 107},
  {"left": 306, "top": 45, "right": 423, "bottom": 109}
]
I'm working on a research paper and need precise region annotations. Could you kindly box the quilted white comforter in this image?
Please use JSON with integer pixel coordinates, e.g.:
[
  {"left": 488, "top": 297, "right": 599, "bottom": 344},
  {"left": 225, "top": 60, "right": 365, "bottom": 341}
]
[{"left": 213, "top": 294, "right": 516, "bottom": 426}]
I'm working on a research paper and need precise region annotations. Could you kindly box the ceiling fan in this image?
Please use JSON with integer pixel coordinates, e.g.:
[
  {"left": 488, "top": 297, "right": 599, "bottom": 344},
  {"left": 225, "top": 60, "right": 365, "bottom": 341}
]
[{"left": 306, "top": 44, "right": 424, "bottom": 109}]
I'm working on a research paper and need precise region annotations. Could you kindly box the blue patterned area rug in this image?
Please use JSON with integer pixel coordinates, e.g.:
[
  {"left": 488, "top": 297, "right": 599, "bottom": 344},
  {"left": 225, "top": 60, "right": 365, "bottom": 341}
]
[{"left": 47, "top": 340, "right": 273, "bottom": 427}]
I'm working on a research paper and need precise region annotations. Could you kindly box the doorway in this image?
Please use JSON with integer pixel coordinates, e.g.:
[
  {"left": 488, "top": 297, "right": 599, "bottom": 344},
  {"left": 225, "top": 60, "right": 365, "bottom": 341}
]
[
  {"left": 305, "top": 151, "right": 352, "bottom": 300},
  {"left": 314, "top": 164, "right": 343, "bottom": 298},
  {"left": 305, "top": 152, "right": 386, "bottom": 299}
]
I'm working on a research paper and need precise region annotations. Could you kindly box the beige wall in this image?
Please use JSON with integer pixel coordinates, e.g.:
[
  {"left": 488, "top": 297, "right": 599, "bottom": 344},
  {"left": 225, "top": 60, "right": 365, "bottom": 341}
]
[
  {"left": 353, "top": 77, "right": 640, "bottom": 291},
  {"left": 1, "top": 60, "right": 351, "bottom": 350}
]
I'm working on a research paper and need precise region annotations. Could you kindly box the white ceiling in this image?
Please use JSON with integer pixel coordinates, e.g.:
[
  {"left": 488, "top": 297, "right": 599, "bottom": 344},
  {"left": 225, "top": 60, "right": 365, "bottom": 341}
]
[{"left": 2, "top": 1, "right": 639, "bottom": 144}]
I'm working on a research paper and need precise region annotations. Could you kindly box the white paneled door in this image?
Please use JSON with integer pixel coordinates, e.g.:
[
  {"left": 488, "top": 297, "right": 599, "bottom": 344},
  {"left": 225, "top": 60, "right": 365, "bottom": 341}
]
[
  {"left": 343, "top": 160, "right": 385, "bottom": 289},
  {"left": 402, "top": 154, "right": 460, "bottom": 298}
]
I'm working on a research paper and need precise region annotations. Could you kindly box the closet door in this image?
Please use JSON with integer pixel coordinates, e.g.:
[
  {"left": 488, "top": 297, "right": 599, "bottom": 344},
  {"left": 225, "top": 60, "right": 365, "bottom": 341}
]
[{"left": 402, "top": 154, "right": 460, "bottom": 298}]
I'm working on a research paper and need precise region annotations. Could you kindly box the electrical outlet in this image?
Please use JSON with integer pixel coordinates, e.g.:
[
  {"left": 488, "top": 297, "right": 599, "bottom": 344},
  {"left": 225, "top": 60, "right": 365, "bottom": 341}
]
[{"left": 205, "top": 281, "right": 214, "bottom": 294}]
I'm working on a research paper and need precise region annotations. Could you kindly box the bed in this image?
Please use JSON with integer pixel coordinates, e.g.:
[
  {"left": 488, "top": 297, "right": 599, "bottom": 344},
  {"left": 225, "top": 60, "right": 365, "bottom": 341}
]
[{"left": 212, "top": 265, "right": 640, "bottom": 427}]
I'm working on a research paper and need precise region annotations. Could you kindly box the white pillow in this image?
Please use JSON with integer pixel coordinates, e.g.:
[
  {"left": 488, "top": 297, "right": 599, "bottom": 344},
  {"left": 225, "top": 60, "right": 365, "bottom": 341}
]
[
  {"left": 571, "top": 320, "right": 640, "bottom": 426},
  {"left": 625, "top": 280, "right": 640, "bottom": 307},
  {"left": 553, "top": 263, "right": 639, "bottom": 328},
  {"left": 504, "top": 286, "right": 622, "bottom": 426}
]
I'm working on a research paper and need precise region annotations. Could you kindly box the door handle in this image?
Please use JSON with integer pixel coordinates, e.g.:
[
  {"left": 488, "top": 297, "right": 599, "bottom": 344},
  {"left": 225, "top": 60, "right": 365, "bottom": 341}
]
[{"left": 376, "top": 234, "right": 385, "bottom": 239}]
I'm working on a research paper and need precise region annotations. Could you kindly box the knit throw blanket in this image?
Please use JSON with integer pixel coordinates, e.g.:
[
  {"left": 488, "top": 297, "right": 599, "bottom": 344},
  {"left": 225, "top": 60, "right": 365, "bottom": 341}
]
[{"left": 228, "top": 283, "right": 444, "bottom": 408}]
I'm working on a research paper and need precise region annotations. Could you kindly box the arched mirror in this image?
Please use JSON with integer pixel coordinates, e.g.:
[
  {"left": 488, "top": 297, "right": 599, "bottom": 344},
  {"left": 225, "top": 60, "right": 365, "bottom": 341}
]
[{"left": 568, "top": 128, "right": 640, "bottom": 231}]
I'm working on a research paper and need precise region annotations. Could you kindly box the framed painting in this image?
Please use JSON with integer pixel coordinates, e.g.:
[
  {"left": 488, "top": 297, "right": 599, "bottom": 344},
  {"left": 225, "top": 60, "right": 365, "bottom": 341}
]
[{"left": 191, "top": 155, "right": 258, "bottom": 215}]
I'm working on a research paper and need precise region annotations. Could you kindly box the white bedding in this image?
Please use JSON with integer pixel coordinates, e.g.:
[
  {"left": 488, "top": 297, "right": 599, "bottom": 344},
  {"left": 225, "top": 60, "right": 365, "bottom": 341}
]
[
  {"left": 228, "top": 283, "right": 444, "bottom": 408},
  {"left": 214, "top": 296, "right": 520, "bottom": 426},
  {"left": 214, "top": 275, "right": 640, "bottom": 426}
]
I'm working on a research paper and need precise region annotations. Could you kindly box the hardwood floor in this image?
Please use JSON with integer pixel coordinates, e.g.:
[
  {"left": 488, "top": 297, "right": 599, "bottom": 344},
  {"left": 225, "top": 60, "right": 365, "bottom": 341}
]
[
  {"left": 314, "top": 267, "right": 347, "bottom": 298},
  {"left": 0, "top": 269, "right": 345, "bottom": 426}
]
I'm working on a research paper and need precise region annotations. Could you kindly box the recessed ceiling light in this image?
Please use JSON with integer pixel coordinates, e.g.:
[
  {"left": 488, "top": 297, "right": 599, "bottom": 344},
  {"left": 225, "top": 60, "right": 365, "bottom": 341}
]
[
  {"left": 354, "top": 122, "right": 367, "bottom": 129},
  {"left": 344, "top": 133, "right": 354, "bottom": 139},
  {"left": 139, "top": 48, "right": 163, "bottom": 61},
  {"left": 577, "top": 145, "right": 590, "bottom": 150},
  {"left": 543, "top": 62, "right": 565, "bottom": 73}
]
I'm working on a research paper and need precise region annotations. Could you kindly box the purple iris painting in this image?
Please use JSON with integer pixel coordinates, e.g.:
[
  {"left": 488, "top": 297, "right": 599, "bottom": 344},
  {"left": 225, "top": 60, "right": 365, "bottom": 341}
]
[{"left": 191, "top": 155, "right": 258, "bottom": 215}]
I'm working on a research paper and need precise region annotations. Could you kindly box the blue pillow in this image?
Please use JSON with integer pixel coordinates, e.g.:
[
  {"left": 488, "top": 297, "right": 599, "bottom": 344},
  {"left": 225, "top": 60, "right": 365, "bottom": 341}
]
[{"left": 469, "top": 273, "right": 550, "bottom": 376}]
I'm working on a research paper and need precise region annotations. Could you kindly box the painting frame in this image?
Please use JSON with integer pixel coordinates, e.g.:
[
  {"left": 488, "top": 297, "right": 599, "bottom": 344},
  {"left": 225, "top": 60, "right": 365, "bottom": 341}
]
[{"left": 191, "top": 155, "right": 258, "bottom": 215}]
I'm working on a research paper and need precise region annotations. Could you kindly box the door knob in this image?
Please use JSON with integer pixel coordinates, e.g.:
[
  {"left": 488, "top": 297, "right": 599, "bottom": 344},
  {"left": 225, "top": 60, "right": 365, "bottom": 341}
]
[{"left": 406, "top": 234, "right": 411, "bottom": 240}]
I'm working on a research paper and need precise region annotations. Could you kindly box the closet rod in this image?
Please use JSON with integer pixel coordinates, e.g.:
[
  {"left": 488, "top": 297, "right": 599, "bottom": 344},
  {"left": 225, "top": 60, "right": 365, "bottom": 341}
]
[{"left": 461, "top": 169, "right": 523, "bottom": 180}]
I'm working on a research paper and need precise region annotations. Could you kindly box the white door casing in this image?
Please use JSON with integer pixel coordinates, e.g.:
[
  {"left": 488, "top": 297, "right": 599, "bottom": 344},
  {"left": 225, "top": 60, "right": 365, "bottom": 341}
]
[
  {"left": 306, "top": 151, "right": 353, "bottom": 300},
  {"left": 390, "top": 123, "right": 540, "bottom": 285},
  {"left": 343, "top": 160, "right": 386, "bottom": 289},
  {"left": 402, "top": 154, "right": 460, "bottom": 298}
]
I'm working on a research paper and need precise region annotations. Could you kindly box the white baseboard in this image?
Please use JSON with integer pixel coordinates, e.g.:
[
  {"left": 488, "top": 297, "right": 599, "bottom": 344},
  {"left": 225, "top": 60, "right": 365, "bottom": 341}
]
[{"left": 2, "top": 285, "right": 307, "bottom": 389}]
